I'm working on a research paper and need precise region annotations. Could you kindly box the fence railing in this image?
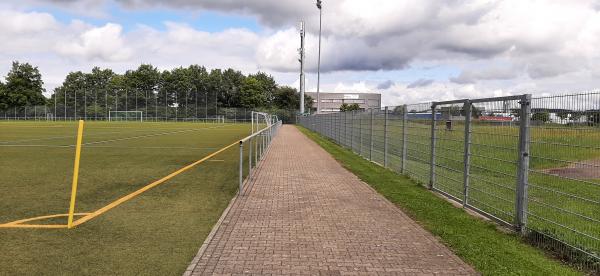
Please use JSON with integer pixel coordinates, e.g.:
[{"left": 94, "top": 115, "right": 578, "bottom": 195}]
[
  {"left": 239, "top": 112, "right": 282, "bottom": 195},
  {"left": 298, "top": 93, "right": 600, "bottom": 272}
]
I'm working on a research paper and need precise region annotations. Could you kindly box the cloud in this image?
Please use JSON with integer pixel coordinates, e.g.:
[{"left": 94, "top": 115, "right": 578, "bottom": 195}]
[
  {"left": 407, "top": 79, "right": 433, "bottom": 88},
  {"left": 56, "top": 23, "right": 132, "bottom": 61},
  {"left": 0, "top": 9, "right": 262, "bottom": 93},
  {"left": 4, "top": 0, "right": 600, "bottom": 102},
  {"left": 451, "top": 66, "right": 519, "bottom": 84},
  {"left": 22, "top": 0, "right": 600, "bottom": 77},
  {"left": 377, "top": 80, "right": 394, "bottom": 90},
  {"left": 0, "top": 10, "right": 58, "bottom": 34}
]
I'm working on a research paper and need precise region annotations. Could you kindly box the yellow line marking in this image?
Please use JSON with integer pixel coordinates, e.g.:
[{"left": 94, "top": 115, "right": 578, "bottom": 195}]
[
  {"left": 68, "top": 120, "right": 84, "bottom": 228},
  {"left": 71, "top": 140, "right": 241, "bottom": 227},
  {"left": 1, "top": 127, "right": 258, "bottom": 230},
  {"left": 0, "top": 224, "right": 67, "bottom": 229},
  {"left": 0, "top": 213, "right": 90, "bottom": 228}
]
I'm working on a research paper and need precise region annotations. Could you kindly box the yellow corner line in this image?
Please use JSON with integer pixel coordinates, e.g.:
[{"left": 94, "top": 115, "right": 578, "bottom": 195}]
[
  {"left": 68, "top": 120, "right": 85, "bottom": 228},
  {"left": 0, "top": 224, "right": 68, "bottom": 229},
  {"left": 0, "top": 213, "right": 91, "bottom": 227},
  {"left": 72, "top": 140, "right": 241, "bottom": 227}
]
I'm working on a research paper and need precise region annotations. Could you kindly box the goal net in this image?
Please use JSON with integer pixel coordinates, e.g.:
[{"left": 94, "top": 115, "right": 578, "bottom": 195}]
[{"left": 109, "top": 111, "right": 143, "bottom": 122}]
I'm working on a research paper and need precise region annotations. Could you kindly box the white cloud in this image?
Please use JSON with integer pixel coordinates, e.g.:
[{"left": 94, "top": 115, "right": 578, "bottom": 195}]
[
  {"left": 451, "top": 66, "right": 520, "bottom": 84},
  {"left": 3, "top": 0, "right": 600, "bottom": 102},
  {"left": 0, "top": 9, "right": 262, "bottom": 94},
  {"left": 0, "top": 10, "right": 58, "bottom": 34},
  {"left": 56, "top": 23, "right": 132, "bottom": 61}
]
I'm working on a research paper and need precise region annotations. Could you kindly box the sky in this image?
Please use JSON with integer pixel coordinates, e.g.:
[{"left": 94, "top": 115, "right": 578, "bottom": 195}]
[{"left": 1, "top": 0, "right": 600, "bottom": 106}]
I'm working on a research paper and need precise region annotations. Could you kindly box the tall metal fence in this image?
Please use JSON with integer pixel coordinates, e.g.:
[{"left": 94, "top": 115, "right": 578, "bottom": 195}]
[
  {"left": 0, "top": 105, "right": 299, "bottom": 124},
  {"left": 298, "top": 93, "right": 600, "bottom": 272}
]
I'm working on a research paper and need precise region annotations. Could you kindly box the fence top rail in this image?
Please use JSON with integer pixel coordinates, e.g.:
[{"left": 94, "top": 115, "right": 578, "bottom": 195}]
[
  {"left": 239, "top": 121, "right": 281, "bottom": 144},
  {"left": 531, "top": 90, "right": 600, "bottom": 100},
  {"left": 431, "top": 95, "right": 528, "bottom": 106}
]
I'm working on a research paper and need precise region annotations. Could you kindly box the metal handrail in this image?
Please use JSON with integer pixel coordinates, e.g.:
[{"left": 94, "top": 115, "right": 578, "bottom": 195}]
[{"left": 237, "top": 119, "right": 282, "bottom": 195}]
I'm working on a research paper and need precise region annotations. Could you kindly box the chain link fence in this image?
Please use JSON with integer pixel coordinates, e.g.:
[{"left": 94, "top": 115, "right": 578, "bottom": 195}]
[{"left": 298, "top": 92, "right": 600, "bottom": 272}]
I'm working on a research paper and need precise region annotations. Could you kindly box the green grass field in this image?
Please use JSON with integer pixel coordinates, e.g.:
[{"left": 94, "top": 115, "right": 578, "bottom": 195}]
[
  {"left": 0, "top": 121, "right": 252, "bottom": 275},
  {"left": 307, "top": 113, "right": 599, "bottom": 271}
]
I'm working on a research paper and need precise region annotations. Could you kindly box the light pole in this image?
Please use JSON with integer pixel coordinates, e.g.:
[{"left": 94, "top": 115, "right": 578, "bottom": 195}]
[
  {"left": 299, "top": 21, "right": 306, "bottom": 114},
  {"left": 316, "top": 0, "right": 322, "bottom": 113}
]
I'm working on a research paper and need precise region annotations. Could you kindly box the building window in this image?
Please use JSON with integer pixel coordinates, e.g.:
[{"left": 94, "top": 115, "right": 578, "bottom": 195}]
[{"left": 344, "top": 99, "right": 364, "bottom": 104}]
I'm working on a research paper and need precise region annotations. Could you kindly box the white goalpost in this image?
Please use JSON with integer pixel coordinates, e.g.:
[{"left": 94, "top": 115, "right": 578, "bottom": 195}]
[{"left": 108, "top": 111, "right": 143, "bottom": 122}]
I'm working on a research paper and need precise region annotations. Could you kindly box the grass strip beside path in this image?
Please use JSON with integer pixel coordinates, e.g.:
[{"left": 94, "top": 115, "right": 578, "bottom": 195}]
[{"left": 298, "top": 125, "right": 580, "bottom": 276}]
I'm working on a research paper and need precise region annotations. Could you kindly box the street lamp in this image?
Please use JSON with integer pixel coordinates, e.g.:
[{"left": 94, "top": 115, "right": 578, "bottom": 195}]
[
  {"left": 316, "top": 0, "right": 322, "bottom": 113},
  {"left": 299, "top": 21, "right": 306, "bottom": 114}
]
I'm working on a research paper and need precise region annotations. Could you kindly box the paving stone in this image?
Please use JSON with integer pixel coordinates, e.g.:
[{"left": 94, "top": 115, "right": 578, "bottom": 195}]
[{"left": 186, "top": 125, "right": 477, "bottom": 275}]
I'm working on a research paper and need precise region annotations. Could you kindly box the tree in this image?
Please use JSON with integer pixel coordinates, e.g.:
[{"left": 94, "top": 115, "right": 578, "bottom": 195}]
[
  {"left": 340, "top": 103, "right": 360, "bottom": 111},
  {"left": 220, "top": 68, "right": 246, "bottom": 107},
  {"left": 0, "top": 80, "right": 6, "bottom": 110},
  {"left": 53, "top": 71, "right": 86, "bottom": 117},
  {"left": 588, "top": 111, "right": 600, "bottom": 125},
  {"left": 239, "top": 77, "right": 267, "bottom": 108},
  {"left": 249, "top": 72, "right": 276, "bottom": 107},
  {"left": 556, "top": 111, "right": 569, "bottom": 121},
  {"left": 571, "top": 111, "right": 582, "bottom": 122},
  {"left": 273, "top": 86, "right": 313, "bottom": 111},
  {"left": 460, "top": 105, "right": 482, "bottom": 118},
  {"left": 124, "top": 64, "right": 160, "bottom": 111},
  {"left": 3, "top": 61, "right": 46, "bottom": 107},
  {"left": 511, "top": 108, "right": 521, "bottom": 118},
  {"left": 1, "top": 61, "right": 305, "bottom": 116},
  {"left": 207, "top": 69, "right": 224, "bottom": 112},
  {"left": 392, "top": 105, "right": 405, "bottom": 115},
  {"left": 187, "top": 65, "right": 210, "bottom": 116},
  {"left": 532, "top": 111, "right": 550, "bottom": 123}
]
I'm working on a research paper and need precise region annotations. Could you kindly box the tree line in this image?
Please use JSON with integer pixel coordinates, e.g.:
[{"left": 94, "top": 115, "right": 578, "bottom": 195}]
[{"left": 0, "top": 62, "right": 313, "bottom": 115}]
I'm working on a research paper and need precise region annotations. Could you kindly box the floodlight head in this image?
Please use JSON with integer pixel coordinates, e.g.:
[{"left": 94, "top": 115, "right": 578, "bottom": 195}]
[
  {"left": 316, "top": 0, "right": 322, "bottom": 9},
  {"left": 298, "top": 21, "right": 304, "bottom": 33}
]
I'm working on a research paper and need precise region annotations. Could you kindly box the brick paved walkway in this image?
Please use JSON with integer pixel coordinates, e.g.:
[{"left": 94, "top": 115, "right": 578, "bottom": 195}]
[{"left": 185, "top": 125, "right": 477, "bottom": 275}]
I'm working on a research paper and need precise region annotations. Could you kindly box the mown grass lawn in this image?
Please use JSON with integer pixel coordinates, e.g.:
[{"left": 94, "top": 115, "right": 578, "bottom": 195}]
[{"left": 0, "top": 121, "right": 251, "bottom": 275}]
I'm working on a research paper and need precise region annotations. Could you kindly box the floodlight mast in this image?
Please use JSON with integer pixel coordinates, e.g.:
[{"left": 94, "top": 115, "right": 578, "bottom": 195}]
[
  {"left": 299, "top": 21, "right": 306, "bottom": 114},
  {"left": 316, "top": 0, "right": 322, "bottom": 113}
]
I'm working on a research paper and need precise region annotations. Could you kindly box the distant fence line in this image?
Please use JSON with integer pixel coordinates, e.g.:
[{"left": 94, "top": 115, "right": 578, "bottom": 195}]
[
  {"left": 299, "top": 92, "right": 599, "bottom": 272},
  {"left": 0, "top": 105, "right": 299, "bottom": 124}
]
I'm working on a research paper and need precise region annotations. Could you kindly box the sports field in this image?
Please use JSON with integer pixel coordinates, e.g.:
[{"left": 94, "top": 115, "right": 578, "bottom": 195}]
[{"left": 0, "top": 121, "right": 253, "bottom": 275}]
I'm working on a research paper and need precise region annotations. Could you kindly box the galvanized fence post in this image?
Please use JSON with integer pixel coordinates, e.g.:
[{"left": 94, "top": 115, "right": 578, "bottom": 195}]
[
  {"left": 515, "top": 94, "right": 532, "bottom": 233},
  {"left": 239, "top": 141, "right": 244, "bottom": 195},
  {"left": 359, "top": 112, "right": 363, "bottom": 156},
  {"left": 384, "top": 106, "right": 389, "bottom": 167},
  {"left": 331, "top": 113, "right": 334, "bottom": 140},
  {"left": 369, "top": 108, "right": 374, "bottom": 161},
  {"left": 401, "top": 105, "right": 408, "bottom": 173},
  {"left": 249, "top": 136, "right": 253, "bottom": 173},
  {"left": 462, "top": 100, "right": 472, "bottom": 207},
  {"left": 351, "top": 111, "right": 355, "bottom": 151},
  {"left": 254, "top": 130, "right": 258, "bottom": 165},
  {"left": 429, "top": 103, "right": 437, "bottom": 190},
  {"left": 336, "top": 112, "right": 340, "bottom": 143},
  {"left": 344, "top": 111, "right": 348, "bottom": 147}
]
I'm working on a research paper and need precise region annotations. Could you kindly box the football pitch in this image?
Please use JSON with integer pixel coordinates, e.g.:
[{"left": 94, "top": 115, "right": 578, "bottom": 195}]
[{"left": 0, "top": 121, "right": 253, "bottom": 275}]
